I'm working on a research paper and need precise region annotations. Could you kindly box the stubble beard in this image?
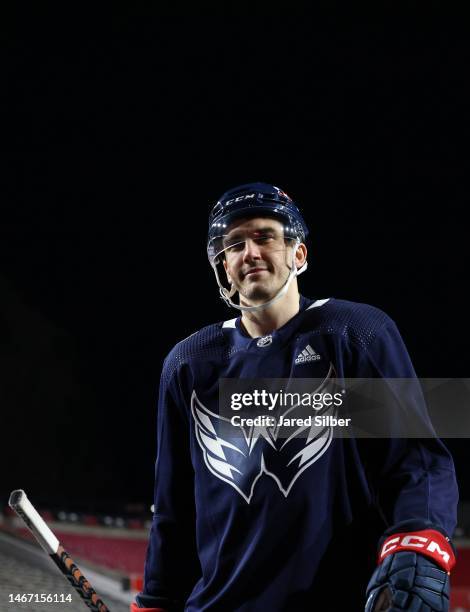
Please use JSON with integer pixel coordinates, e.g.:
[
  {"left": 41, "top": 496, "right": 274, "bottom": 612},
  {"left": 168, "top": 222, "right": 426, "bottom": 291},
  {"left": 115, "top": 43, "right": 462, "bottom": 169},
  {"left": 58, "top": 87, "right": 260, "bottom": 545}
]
[{"left": 238, "top": 268, "right": 289, "bottom": 304}]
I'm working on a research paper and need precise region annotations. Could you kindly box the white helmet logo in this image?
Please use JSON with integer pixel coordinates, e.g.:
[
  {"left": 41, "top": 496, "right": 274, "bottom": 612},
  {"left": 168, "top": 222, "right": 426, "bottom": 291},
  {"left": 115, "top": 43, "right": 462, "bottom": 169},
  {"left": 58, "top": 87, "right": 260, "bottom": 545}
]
[{"left": 225, "top": 193, "right": 256, "bottom": 206}]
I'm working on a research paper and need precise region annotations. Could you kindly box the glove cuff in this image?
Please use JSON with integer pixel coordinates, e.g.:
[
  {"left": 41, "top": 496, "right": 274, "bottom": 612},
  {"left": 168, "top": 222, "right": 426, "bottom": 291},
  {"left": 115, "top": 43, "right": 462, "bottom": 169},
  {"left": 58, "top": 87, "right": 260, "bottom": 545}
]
[{"left": 378, "top": 528, "right": 456, "bottom": 573}]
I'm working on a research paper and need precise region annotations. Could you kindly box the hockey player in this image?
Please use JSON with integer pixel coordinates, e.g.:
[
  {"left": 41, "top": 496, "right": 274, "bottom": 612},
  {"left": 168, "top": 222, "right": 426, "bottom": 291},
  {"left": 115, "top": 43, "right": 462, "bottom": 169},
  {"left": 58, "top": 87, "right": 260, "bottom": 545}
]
[{"left": 132, "top": 183, "right": 458, "bottom": 611}]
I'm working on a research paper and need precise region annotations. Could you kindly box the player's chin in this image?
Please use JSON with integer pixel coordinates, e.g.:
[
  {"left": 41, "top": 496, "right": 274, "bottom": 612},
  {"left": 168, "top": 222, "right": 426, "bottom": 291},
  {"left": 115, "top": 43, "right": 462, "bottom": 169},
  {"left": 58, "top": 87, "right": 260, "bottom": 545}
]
[{"left": 242, "top": 283, "right": 276, "bottom": 302}]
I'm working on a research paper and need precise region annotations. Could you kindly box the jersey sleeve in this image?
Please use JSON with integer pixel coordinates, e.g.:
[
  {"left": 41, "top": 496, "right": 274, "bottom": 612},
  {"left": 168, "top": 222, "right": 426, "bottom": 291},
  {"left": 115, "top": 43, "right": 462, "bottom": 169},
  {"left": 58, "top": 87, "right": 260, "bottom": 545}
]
[
  {"left": 139, "top": 356, "right": 201, "bottom": 610},
  {"left": 354, "top": 317, "right": 458, "bottom": 538}
]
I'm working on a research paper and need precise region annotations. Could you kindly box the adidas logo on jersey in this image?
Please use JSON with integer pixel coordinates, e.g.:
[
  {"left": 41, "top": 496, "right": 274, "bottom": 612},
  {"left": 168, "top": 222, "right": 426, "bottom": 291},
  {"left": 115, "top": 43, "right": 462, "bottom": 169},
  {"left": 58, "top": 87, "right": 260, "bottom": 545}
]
[{"left": 295, "top": 344, "right": 321, "bottom": 364}]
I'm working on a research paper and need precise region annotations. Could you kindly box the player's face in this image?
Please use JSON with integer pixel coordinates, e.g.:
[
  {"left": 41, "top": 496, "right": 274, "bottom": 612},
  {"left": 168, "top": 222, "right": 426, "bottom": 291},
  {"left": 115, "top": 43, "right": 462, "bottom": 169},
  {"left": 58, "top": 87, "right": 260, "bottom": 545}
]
[{"left": 222, "top": 217, "right": 298, "bottom": 304}]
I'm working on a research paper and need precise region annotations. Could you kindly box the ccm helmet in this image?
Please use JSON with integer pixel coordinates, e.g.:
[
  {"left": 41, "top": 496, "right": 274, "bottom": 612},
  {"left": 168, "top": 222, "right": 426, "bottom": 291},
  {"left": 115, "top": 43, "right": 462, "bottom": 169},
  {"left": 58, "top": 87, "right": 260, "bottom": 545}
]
[{"left": 207, "top": 182, "right": 309, "bottom": 312}]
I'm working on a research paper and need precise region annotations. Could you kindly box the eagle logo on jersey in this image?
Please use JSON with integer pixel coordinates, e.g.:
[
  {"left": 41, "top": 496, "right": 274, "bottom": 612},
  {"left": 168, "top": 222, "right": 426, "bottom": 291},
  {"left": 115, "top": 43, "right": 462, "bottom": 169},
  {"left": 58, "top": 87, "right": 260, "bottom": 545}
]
[{"left": 191, "top": 364, "right": 337, "bottom": 503}]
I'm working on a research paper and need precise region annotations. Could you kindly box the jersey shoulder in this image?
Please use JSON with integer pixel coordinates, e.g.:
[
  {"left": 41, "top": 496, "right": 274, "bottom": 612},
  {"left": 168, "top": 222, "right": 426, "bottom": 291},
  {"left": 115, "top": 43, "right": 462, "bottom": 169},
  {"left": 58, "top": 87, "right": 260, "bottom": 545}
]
[
  {"left": 162, "top": 321, "right": 227, "bottom": 384},
  {"left": 302, "top": 297, "right": 396, "bottom": 351}
]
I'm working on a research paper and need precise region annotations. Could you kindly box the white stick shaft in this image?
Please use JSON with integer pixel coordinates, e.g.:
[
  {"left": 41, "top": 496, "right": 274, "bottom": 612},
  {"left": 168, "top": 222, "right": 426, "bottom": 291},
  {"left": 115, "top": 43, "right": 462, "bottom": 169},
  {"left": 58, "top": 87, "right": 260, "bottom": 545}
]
[{"left": 8, "top": 489, "right": 59, "bottom": 554}]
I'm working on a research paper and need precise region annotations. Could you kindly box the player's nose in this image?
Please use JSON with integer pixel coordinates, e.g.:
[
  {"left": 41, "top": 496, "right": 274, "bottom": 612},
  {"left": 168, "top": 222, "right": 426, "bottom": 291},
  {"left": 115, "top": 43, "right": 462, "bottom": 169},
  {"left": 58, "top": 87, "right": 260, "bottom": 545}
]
[{"left": 242, "top": 238, "right": 262, "bottom": 263}]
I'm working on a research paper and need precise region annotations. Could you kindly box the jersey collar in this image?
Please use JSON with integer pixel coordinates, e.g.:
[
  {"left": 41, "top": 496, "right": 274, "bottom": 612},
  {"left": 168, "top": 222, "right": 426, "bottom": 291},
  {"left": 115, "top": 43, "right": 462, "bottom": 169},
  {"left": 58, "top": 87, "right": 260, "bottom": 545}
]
[{"left": 221, "top": 295, "right": 316, "bottom": 352}]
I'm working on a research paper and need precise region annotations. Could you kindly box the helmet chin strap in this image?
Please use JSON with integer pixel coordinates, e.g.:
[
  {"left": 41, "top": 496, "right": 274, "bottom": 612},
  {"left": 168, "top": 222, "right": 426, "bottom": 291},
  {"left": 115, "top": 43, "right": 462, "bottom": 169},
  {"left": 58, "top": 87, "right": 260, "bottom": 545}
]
[{"left": 212, "top": 239, "right": 307, "bottom": 313}]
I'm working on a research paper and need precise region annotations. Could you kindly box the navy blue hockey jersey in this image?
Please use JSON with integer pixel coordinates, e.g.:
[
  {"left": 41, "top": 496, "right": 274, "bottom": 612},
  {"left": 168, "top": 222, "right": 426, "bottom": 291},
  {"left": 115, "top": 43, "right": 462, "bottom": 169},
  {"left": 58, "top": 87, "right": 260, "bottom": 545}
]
[{"left": 141, "top": 297, "right": 458, "bottom": 612}]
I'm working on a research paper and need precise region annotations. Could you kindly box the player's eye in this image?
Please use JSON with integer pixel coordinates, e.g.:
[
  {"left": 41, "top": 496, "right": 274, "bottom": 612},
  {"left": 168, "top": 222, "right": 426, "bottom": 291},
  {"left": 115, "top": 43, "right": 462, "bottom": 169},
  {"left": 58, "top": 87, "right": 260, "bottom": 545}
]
[
  {"left": 223, "top": 230, "right": 280, "bottom": 253},
  {"left": 254, "top": 234, "right": 273, "bottom": 244},
  {"left": 224, "top": 239, "right": 245, "bottom": 252},
  {"left": 254, "top": 231, "right": 282, "bottom": 247}
]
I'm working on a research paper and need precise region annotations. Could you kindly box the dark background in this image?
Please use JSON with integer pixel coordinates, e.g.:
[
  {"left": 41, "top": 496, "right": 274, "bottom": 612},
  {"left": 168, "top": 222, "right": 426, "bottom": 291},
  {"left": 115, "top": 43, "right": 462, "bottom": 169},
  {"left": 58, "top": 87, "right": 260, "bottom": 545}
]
[{"left": 1, "top": 9, "right": 468, "bottom": 512}]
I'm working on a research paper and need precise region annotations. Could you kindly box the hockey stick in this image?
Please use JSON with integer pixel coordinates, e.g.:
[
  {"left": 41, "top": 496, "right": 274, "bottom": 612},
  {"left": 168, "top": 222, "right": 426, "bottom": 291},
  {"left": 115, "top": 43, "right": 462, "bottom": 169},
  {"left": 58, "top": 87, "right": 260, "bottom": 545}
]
[{"left": 8, "top": 489, "right": 110, "bottom": 612}]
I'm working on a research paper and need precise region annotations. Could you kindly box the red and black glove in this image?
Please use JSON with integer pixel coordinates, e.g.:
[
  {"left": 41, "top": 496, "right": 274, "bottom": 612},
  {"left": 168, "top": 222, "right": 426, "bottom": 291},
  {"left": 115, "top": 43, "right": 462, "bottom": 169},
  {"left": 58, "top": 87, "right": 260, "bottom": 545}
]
[{"left": 365, "top": 521, "right": 456, "bottom": 611}]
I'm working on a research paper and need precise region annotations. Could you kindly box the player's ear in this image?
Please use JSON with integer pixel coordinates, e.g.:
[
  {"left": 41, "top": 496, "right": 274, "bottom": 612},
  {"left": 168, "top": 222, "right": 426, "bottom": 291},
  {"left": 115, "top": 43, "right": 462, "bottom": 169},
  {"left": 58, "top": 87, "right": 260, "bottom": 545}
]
[
  {"left": 295, "top": 243, "right": 307, "bottom": 269},
  {"left": 222, "top": 259, "right": 233, "bottom": 284}
]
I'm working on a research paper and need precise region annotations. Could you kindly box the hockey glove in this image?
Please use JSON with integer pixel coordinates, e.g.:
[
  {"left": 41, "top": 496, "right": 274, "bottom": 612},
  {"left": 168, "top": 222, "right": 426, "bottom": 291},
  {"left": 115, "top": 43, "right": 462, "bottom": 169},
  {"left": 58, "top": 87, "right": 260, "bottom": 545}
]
[{"left": 365, "top": 525, "right": 456, "bottom": 612}]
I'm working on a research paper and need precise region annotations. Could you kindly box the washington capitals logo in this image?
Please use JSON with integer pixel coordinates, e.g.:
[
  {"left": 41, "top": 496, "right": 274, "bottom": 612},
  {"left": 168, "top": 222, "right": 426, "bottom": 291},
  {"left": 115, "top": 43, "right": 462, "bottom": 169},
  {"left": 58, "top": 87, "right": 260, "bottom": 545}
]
[{"left": 191, "top": 365, "right": 337, "bottom": 503}]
